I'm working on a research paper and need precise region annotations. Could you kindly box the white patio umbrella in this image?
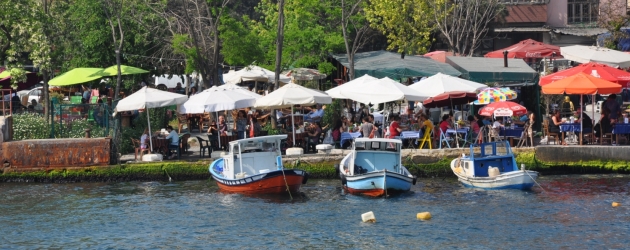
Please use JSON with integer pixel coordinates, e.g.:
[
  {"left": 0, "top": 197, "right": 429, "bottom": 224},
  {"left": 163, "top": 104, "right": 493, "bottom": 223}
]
[
  {"left": 560, "top": 45, "right": 630, "bottom": 68},
  {"left": 325, "top": 74, "right": 377, "bottom": 99},
  {"left": 408, "top": 73, "right": 487, "bottom": 99},
  {"left": 255, "top": 83, "right": 332, "bottom": 146},
  {"left": 179, "top": 84, "right": 262, "bottom": 148},
  {"left": 223, "top": 65, "right": 291, "bottom": 85},
  {"left": 334, "top": 77, "right": 427, "bottom": 104},
  {"left": 114, "top": 86, "right": 188, "bottom": 152}
]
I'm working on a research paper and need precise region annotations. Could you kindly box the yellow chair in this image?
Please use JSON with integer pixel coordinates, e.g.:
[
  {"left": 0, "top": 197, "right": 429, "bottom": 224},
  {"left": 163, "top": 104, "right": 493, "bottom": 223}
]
[{"left": 418, "top": 127, "right": 433, "bottom": 149}]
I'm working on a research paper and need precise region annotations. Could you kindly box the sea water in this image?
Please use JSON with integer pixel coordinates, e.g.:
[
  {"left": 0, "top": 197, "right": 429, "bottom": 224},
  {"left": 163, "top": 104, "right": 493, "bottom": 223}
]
[{"left": 0, "top": 175, "right": 628, "bottom": 248}]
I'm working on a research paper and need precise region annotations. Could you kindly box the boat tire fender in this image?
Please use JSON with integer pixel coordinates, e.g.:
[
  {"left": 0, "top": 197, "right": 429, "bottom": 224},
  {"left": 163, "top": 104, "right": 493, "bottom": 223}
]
[
  {"left": 302, "top": 172, "right": 309, "bottom": 184},
  {"left": 334, "top": 164, "right": 340, "bottom": 176},
  {"left": 412, "top": 175, "right": 417, "bottom": 185},
  {"left": 341, "top": 175, "right": 347, "bottom": 185}
]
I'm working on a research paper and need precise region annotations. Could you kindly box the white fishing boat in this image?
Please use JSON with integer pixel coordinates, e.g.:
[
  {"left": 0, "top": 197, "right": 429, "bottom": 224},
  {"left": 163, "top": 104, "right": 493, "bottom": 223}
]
[
  {"left": 339, "top": 138, "right": 417, "bottom": 197},
  {"left": 450, "top": 141, "right": 538, "bottom": 190}
]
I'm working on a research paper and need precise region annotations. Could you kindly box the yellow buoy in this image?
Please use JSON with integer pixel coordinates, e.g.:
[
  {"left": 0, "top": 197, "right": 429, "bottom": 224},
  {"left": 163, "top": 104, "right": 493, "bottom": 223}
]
[
  {"left": 417, "top": 212, "right": 432, "bottom": 220},
  {"left": 361, "top": 211, "right": 376, "bottom": 223},
  {"left": 612, "top": 202, "right": 620, "bottom": 207}
]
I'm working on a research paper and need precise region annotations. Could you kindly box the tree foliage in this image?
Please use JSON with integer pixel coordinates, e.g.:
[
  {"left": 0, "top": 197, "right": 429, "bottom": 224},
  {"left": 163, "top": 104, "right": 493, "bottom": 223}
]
[
  {"left": 364, "top": 0, "right": 434, "bottom": 55},
  {"left": 429, "top": 0, "right": 505, "bottom": 56}
]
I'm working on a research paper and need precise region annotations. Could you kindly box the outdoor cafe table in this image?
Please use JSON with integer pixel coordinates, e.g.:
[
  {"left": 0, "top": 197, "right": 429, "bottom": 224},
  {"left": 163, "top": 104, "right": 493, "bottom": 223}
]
[
  {"left": 613, "top": 123, "right": 630, "bottom": 145},
  {"left": 446, "top": 127, "right": 469, "bottom": 148},
  {"left": 559, "top": 123, "right": 591, "bottom": 145},
  {"left": 340, "top": 132, "right": 362, "bottom": 147},
  {"left": 400, "top": 131, "right": 421, "bottom": 149},
  {"left": 500, "top": 127, "right": 524, "bottom": 146}
]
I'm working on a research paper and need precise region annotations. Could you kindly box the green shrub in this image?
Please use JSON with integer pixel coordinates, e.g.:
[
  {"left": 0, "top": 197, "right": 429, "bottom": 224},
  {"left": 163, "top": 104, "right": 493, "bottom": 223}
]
[{"left": 12, "top": 113, "right": 50, "bottom": 140}]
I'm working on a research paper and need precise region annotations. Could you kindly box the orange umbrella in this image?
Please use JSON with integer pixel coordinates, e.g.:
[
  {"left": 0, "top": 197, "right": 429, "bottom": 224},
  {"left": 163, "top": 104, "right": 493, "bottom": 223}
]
[
  {"left": 541, "top": 72, "right": 621, "bottom": 95},
  {"left": 541, "top": 72, "right": 621, "bottom": 145}
]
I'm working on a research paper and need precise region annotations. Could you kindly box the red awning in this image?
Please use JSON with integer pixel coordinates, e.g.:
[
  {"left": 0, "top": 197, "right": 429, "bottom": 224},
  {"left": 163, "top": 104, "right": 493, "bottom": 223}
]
[
  {"left": 485, "top": 39, "right": 562, "bottom": 59},
  {"left": 539, "top": 62, "right": 630, "bottom": 86},
  {"left": 422, "top": 91, "right": 477, "bottom": 108}
]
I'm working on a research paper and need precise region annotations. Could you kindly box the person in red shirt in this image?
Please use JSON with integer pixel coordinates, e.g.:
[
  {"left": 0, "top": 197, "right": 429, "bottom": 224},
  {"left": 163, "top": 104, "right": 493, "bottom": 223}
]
[
  {"left": 388, "top": 115, "right": 402, "bottom": 138},
  {"left": 438, "top": 114, "right": 452, "bottom": 138}
]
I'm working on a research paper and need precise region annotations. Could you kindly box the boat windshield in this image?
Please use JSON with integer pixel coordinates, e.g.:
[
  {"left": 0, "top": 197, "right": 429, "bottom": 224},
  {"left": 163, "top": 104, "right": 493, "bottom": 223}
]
[
  {"left": 354, "top": 141, "right": 400, "bottom": 152},
  {"left": 476, "top": 141, "right": 512, "bottom": 158}
]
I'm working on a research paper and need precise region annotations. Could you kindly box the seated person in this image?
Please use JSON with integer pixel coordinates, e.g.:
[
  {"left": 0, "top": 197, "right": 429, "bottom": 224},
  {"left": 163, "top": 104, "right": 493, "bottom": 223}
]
[
  {"left": 438, "top": 114, "right": 452, "bottom": 137},
  {"left": 574, "top": 108, "right": 592, "bottom": 131},
  {"left": 217, "top": 115, "right": 228, "bottom": 135},
  {"left": 164, "top": 125, "right": 180, "bottom": 159},
  {"left": 175, "top": 82, "right": 184, "bottom": 94},
  {"left": 140, "top": 128, "right": 150, "bottom": 150},
  {"left": 418, "top": 113, "right": 434, "bottom": 135},
  {"left": 594, "top": 110, "right": 613, "bottom": 139},
  {"left": 304, "top": 104, "right": 325, "bottom": 123},
  {"left": 549, "top": 110, "right": 564, "bottom": 144},
  {"left": 513, "top": 113, "right": 529, "bottom": 126},
  {"left": 306, "top": 122, "right": 322, "bottom": 152}
]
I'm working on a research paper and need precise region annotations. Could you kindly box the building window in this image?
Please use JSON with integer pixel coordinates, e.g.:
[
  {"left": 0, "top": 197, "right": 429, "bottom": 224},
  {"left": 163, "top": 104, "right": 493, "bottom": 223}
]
[{"left": 568, "top": 0, "right": 598, "bottom": 24}]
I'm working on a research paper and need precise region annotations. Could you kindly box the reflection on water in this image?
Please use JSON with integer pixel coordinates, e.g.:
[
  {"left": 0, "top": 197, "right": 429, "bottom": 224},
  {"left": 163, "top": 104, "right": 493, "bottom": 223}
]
[{"left": 0, "top": 175, "right": 628, "bottom": 248}]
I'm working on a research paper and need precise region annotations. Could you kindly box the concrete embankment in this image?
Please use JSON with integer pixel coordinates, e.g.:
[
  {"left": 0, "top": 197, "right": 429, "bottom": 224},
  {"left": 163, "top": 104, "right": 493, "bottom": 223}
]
[{"left": 2, "top": 146, "right": 630, "bottom": 183}]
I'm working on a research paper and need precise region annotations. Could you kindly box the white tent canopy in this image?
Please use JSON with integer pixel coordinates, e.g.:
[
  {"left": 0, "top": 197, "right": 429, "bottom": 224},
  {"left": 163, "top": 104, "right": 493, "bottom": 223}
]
[
  {"left": 408, "top": 73, "right": 487, "bottom": 99},
  {"left": 332, "top": 76, "right": 427, "bottom": 104},
  {"left": 255, "top": 83, "right": 332, "bottom": 146},
  {"left": 179, "top": 84, "right": 261, "bottom": 114},
  {"left": 325, "top": 74, "right": 377, "bottom": 99},
  {"left": 115, "top": 86, "right": 188, "bottom": 112},
  {"left": 223, "top": 65, "right": 291, "bottom": 85},
  {"left": 114, "top": 87, "right": 188, "bottom": 153},
  {"left": 254, "top": 83, "right": 332, "bottom": 109},
  {"left": 560, "top": 45, "right": 630, "bottom": 68}
]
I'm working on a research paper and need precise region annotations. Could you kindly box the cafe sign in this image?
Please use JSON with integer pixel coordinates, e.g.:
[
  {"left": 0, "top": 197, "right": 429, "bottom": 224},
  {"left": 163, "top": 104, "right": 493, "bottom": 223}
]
[{"left": 493, "top": 108, "right": 513, "bottom": 117}]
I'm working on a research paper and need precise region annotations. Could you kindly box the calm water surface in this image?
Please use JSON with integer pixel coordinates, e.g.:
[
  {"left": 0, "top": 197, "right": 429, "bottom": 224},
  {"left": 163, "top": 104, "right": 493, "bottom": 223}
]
[{"left": 1, "top": 175, "right": 629, "bottom": 249}]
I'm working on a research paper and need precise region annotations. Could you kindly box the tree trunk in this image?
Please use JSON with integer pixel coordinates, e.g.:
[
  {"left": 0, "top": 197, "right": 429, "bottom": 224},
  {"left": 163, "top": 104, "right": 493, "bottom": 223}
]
[
  {"left": 270, "top": 0, "right": 285, "bottom": 130},
  {"left": 42, "top": 69, "right": 50, "bottom": 120}
]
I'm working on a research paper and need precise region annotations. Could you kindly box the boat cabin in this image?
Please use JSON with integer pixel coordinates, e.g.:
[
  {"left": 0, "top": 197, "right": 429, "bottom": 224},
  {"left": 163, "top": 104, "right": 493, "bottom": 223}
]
[
  {"left": 464, "top": 141, "right": 517, "bottom": 177},
  {"left": 344, "top": 138, "right": 402, "bottom": 176},
  {"left": 219, "top": 135, "right": 286, "bottom": 179}
]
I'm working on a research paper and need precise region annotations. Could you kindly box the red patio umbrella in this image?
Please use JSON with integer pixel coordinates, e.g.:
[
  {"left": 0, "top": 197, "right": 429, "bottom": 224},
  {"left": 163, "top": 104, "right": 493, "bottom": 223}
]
[
  {"left": 478, "top": 101, "right": 527, "bottom": 117},
  {"left": 422, "top": 91, "right": 477, "bottom": 108},
  {"left": 485, "top": 39, "right": 562, "bottom": 59},
  {"left": 539, "top": 62, "right": 630, "bottom": 86}
]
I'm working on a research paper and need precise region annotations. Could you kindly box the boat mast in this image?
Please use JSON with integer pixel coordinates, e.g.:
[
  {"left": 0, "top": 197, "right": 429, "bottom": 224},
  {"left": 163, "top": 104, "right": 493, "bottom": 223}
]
[{"left": 238, "top": 143, "right": 243, "bottom": 174}]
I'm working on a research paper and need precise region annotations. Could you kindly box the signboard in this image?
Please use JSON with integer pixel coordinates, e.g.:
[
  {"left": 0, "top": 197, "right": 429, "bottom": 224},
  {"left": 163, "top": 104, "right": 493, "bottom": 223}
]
[{"left": 493, "top": 108, "right": 513, "bottom": 117}]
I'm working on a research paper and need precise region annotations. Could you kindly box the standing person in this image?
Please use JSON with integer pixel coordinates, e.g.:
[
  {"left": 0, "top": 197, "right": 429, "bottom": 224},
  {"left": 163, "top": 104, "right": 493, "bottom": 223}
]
[
  {"left": 234, "top": 110, "right": 247, "bottom": 139},
  {"left": 368, "top": 114, "right": 381, "bottom": 138},
  {"left": 217, "top": 115, "right": 228, "bottom": 135},
  {"left": 594, "top": 110, "right": 612, "bottom": 140},
  {"left": 165, "top": 125, "right": 180, "bottom": 159},
  {"left": 360, "top": 116, "right": 374, "bottom": 138},
  {"left": 469, "top": 115, "right": 480, "bottom": 136},
  {"left": 140, "top": 128, "right": 150, "bottom": 151},
  {"left": 93, "top": 99, "right": 104, "bottom": 127},
  {"left": 603, "top": 94, "right": 621, "bottom": 123},
  {"left": 82, "top": 85, "right": 91, "bottom": 103},
  {"left": 188, "top": 87, "right": 198, "bottom": 97}
]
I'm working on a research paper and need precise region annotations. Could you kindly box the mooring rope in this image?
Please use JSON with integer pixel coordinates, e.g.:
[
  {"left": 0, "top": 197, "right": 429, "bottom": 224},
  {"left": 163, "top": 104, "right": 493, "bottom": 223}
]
[
  {"left": 281, "top": 167, "right": 293, "bottom": 200},
  {"left": 524, "top": 167, "right": 545, "bottom": 192}
]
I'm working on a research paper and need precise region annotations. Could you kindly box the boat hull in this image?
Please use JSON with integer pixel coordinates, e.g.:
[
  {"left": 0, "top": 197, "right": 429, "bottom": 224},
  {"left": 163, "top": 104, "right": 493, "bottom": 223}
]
[
  {"left": 210, "top": 160, "right": 307, "bottom": 195},
  {"left": 451, "top": 159, "right": 538, "bottom": 190},
  {"left": 342, "top": 170, "right": 414, "bottom": 197}
]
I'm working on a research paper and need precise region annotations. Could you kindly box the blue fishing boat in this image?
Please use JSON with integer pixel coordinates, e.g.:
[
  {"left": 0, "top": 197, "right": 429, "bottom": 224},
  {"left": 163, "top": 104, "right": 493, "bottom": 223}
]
[
  {"left": 450, "top": 141, "right": 538, "bottom": 190},
  {"left": 338, "top": 138, "right": 417, "bottom": 197}
]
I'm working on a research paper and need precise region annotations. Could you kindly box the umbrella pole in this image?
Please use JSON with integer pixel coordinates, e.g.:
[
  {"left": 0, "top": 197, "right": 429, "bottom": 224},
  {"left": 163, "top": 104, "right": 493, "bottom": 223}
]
[
  {"left": 580, "top": 95, "right": 592, "bottom": 145},
  {"left": 451, "top": 98, "right": 460, "bottom": 148},
  {"left": 147, "top": 109, "right": 153, "bottom": 154},
  {"left": 217, "top": 111, "right": 221, "bottom": 150},
  {"left": 291, "top": 105, "right": 296, "bottom": 147}
]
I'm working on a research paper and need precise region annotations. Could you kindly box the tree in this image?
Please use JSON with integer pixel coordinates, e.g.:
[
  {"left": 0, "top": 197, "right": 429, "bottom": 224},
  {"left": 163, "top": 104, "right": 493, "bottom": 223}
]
[
  {"left": 364, "top": 0, "right": 434, "bottom": 55},
  {"left": 253, "top": 0, "right": 344, "bottom": 74},
  {"left": 337, "top": 0, "right": 373, "bottom": 80},
  {"left": 429, "top": 0, "right": 505, "bottom": 56},
  {"left": 598, "top": 0, "right": 630, "bottom": 50}
]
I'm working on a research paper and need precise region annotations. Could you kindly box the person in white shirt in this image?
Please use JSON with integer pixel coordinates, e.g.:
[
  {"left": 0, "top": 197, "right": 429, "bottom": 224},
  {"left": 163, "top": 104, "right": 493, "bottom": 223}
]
[{"left": 165, "top": 125, "right": 180, "bottom": 159}]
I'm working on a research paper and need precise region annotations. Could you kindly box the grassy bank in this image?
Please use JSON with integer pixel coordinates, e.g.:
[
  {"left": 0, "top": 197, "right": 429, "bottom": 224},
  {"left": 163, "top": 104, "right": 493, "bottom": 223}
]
[{"left": 2, "top": 150, "right": 630, "bottom": 183}]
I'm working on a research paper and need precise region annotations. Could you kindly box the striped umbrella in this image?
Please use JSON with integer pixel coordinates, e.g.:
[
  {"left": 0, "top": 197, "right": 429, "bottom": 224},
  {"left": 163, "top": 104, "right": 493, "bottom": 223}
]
[{"left": 474, "top": 87, "right": 517, "bottom": 105}]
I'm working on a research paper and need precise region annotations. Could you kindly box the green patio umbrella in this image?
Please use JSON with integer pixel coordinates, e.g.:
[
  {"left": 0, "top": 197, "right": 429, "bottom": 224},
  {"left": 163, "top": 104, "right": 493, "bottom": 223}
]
[
  {"left": 101, "top": 65, "right": 149, "bottom": 76},
  {"left": 49, "top": 68, "right": 106, "bottom": 86},
  {"left": 0, "top": 70, "right": 10, "bottom": 79}
]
